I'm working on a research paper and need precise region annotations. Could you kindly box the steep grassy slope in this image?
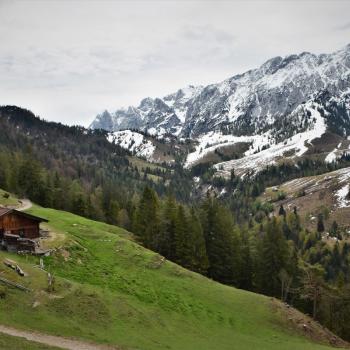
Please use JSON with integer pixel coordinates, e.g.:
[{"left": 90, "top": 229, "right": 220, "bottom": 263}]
[{"left": 0, "top": 200, "right": 346, "bottom": 349}]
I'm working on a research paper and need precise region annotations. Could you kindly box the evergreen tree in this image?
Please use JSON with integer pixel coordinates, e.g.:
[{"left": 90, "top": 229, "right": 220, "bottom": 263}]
[
  {"left": 286, "top": 210, "right": 301, "bottom": 245},
  {"left": 133, "top": 186, "right": 160, "bottom": 249},
  {"left": 17, "top": 156, "right": 45, "bottom": 203},
  {"left": 73, "top": 193, "right": 87, "bottom": 217},
  {"left": 174, "top": 205, "right": 192, "bottom": 267},
  {"left": 188, "top": 208, "right": 209, "bottom": 274},
  {"left": 257, "top": 217, "right": 290, "bottom": 296},
  {"left": 201, "top": 197, "right": 240, "bottom": 285},
  {"left": 0, "top": 153, "right": 9, "bottom": 190},
  {"left": 329, "top": 220, "right": 339, "bottom": 238},
  {"left": 279, "top": 204, "right": 286, "bottom": 216},
  {"left": 317, "top": 214, "right": 325, "bottom": 233},
  {"left": 52, "top": 172, "right": 64, "bottom": 209},
  {"left": 239, "top": 229, "right": 253, "bottom": 290},
  {"left": 105, "top": 200, "right": 120, "bottom": 225},
  {"left": 158, "top": 194, "right": 177, "bottom": 259}
]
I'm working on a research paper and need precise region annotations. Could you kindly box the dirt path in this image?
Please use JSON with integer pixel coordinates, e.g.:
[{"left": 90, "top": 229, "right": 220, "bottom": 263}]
[
  {"left": 17, "top": 199, "right": 33, "bottom": 211},
  {"left": 0, "top": 324, "right": 119, "bottom": 350}
]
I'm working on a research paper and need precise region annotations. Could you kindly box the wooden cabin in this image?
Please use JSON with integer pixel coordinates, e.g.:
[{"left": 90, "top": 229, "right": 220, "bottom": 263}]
[{"left": 0, "top": 208, "right": 48, "bottom": 253}]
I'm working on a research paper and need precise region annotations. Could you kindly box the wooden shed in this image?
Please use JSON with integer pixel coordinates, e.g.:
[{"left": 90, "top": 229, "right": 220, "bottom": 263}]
[{"left": 0, "top": 208, "right": 48, "bottom": 253}]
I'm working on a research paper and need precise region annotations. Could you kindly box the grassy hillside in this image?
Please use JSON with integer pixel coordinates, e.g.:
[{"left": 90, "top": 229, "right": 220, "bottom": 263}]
[
  {"left": 0, "top": 190, "right": 21, "bottom": 207},
  {"left": 0, "top": 198, "right": 346, "bottom": 349}
]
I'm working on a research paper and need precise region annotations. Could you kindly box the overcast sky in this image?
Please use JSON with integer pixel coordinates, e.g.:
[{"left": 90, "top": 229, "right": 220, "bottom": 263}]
[{"left": 0, "top": 0, "right": 349, "bottom": 126}]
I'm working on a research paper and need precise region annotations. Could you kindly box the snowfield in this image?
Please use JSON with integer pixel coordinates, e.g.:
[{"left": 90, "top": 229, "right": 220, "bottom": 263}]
[
  {"left": 185, "top": 102, "right": 327, "bottom": 176},
  {"left": 325, "top": 148, "right": 338, "bottom": 163},
  {"left": 325, "top": 142, "right": 343, "bottom": 163},
  {"left": 335, "top": 184, "right": 350, "bottom": 208},
  {"left": 107, "top": 130, "right": 156, "bottom": 160}
]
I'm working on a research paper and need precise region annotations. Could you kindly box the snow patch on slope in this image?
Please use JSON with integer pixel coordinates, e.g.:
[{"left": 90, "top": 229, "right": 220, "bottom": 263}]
[
  {"left": 335, "top": 184, "right": 350, "bottom": 208},
  {"left": 108, "top": 130, "right": 156, "bottom": 160},
  {"left": 212, "top": 103, "right": 327, "bottom": 176},
  {"left": 325, "top": 149, "right": 338, "bottom": 163},
  {"left": 325, "top": 142, "right": 344, "bottom": 163},
  {"left": 185, "top": 132, "right": 257, "bottom": 167}
]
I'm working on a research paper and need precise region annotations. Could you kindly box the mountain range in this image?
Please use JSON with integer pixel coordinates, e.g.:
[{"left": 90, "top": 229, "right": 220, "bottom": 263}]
[
  {"left": 90, "top": 44, "right": 350, "bottom": 175},
  {"left": 91, "top": 44, "right": 350, "bottom": 139}
]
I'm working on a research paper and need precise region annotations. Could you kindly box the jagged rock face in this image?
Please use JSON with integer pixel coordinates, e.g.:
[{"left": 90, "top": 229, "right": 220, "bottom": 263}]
[{"left": 90, "top": 44, "right": 350, "bottom": 139}]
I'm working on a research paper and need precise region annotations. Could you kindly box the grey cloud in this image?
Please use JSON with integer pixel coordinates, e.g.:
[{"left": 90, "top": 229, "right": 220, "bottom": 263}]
[
  {"left": 0, "top": 0, "right": 349, "bottom": 126},
  {"left": 183, "top": 25, "right": 236, "bottom": 44},
  {"left": 336, "top": 21, "right": 350, "bottom": 30}
]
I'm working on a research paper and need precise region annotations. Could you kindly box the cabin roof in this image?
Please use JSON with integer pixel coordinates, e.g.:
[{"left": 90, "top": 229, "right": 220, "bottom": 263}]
[
  {"left": 0, "top": 208, "right": 12, "bottom": 216},
  {"left": 0, "top": 207, "right": 48, "bottom": 223}
]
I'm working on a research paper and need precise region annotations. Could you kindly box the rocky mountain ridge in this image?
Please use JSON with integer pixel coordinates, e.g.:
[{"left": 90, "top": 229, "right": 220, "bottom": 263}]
[{"left": 91, "top": 44, "right": 350, "bottom": 140}]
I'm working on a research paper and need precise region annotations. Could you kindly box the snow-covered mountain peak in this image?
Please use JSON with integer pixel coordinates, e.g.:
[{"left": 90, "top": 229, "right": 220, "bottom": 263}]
[{"left": 90, "top": 44, "right": 350, "bottom": 142}]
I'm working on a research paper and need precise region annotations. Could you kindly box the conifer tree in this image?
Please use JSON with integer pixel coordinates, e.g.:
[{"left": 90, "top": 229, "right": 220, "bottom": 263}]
[
  {"left": 158, "top": 194, "right": 177, "bottom": 259},
  {"left": 201, "top": 197, "right": 240, "bottom": 285},
  {"left": 17, "top": 156, "right": 45, "bottom": 203},
  {"left": 188, "top": 208, "right": 209, "bottom": 274},
  {"left": 133, "top": 186, "right": 160, "bottom": 249},
  {"left": 0, "top": 153, "right": 9, "bottom": 190},
  {"left": 279, "top": 204, "right": 286, "bottom": 216},
  {"left": 317, "top": 213, "right": 325, "bottom": 233},
  {"left": 257, "top": 217, "right": 290, "bottom": 296},
  {"left": 174, "top": 205, "right": 191, "bottom": 267},
  {"left": 73, "top": 193, "right": 87, "bottom": 217},
  {"left": 239, "top": 229, "right": 253, "bottom": 290},
  {"left": 52, "top": 172, "right": 64, "bottom": 209},
  {"left": 286, "top": 210, "right": 301, "bottom": 244},
  {"left": 329, "top": 220, "right": 339, "bottom": 238}
]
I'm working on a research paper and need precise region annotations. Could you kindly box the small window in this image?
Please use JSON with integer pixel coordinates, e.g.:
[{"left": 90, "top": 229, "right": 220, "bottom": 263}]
[{"left": 19, "top": 230, "right": 25, "bottom": 238}]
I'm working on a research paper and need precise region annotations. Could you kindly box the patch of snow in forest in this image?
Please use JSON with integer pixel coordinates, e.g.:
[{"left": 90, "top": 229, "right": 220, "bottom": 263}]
[
  {"left": 325, "top": 149, "right": 337, "bottom": 163},
  {"left": 325, "top": 142, "right": 343, "bottom": 163},
  {"left": 108, "top": 130, "right": 156, "bottom": 160},
  {"left": 335, "top": 184, "right": 350, "bottom": 208}
]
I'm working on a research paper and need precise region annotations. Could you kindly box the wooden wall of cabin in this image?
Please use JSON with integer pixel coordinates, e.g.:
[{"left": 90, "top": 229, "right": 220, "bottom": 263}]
[{"left": 0, "top": 213, "right": 40, "bottom": 238}]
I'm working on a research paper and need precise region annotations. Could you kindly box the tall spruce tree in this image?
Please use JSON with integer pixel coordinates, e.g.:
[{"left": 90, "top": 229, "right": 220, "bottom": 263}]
[
  {"left": 239, "top": 228, "right": 253, "bottom": 290},
  {"left": 317, "top": 214, "right": 325, "bottom": 233},
  {"left": 188, "top": 208, "right": 209, "bottom": 274},
  {"left": 174, "top": 205, "right": 192, "bottom": 267},
  {"left": 133, "top": 186, "right": 160, "bottom": 249},
  {"left": 257, "top": 217, "right": 290, "bottom": 296},
  {"left": 201, "top": 197, "right": 240, "bottom": 286},
  {"left": 158, "top": 194, "right": 177, "bottom": 260}
]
